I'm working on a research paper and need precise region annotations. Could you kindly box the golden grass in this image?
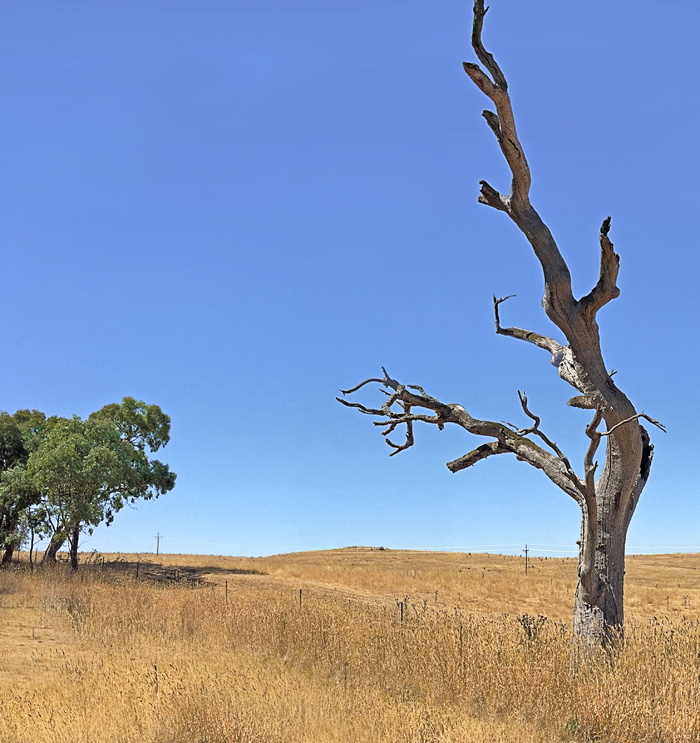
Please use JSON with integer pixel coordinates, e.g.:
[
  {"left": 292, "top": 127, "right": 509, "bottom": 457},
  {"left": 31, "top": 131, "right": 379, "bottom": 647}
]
[
  {"left": 2, "top": 548, "right": 700, "bottom": 742},
  {"left": 94, "top": 547, "right": 700, "bottom": 622}
]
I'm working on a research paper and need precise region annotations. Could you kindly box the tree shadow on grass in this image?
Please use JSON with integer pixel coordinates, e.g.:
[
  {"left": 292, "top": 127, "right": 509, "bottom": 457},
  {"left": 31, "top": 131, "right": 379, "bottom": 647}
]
[{"left": 83, "top": 555, "right": 267, "bottom": 586}]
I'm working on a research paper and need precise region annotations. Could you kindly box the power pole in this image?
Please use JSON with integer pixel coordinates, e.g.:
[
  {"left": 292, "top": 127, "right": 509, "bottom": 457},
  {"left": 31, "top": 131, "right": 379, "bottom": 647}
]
[
  {"left": 523, "top": 544, "right": 529, "bottom": 575},
  {"left": 155, "top": 533, "right": 162, "bottom": 556}
]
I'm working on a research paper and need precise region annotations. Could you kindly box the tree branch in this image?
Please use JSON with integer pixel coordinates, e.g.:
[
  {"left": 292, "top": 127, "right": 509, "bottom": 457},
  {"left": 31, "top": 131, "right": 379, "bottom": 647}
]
[
  {"left": 339, "top": 377, "right": 388, "bottom": 396},
  {"left": 579, "top": 217, "right": 621, "bottom": 317},
  {"left": 583, "top": 408, "right": 604, "bottom": 498},
  {"left": 447, "top": 441, "right": 509, "bottom": 472},
  {"left": 463, "top": 5, "right": 530, "bottom": 206},
  {"left": 599, "top": 412, "right": 666, "bottom": 437},
  {"left": 339, "top": 371, "right": 585, "bottom": 503},
  {"left": 493, "top": 295, "right": 562, "bottom": 355},
  {"left": 478, "top": 180, "right": 509, "bottom": 211},
  {"left": 515, "top": 391, "right": 572, "bottom": 467},
  {"left": 340, "top": 367, "right": 399, "bottom": 396},
  {"left": 493, "top": 295, "right": 591, "bottom": 397},
  {"left": 465, "top": 1, "right": 576, "bottom": 324},
  {"left": 338, "top": 368, "right": 453, "bottom": 456},
  {"left": 464, "top": 0, "right": 638, "bottom": 451},
  {"left": 470, "top": 1, "right": 508, "bottom": 90}
]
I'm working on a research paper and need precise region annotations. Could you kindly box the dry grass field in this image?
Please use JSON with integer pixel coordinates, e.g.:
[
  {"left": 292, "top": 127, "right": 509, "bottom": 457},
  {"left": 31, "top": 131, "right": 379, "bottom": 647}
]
[{"left": 1, "top": 548, "right": 700, "bottom": 742}]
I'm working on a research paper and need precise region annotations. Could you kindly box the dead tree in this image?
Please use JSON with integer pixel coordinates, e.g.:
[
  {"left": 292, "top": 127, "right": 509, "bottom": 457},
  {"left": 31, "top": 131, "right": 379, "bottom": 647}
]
[{"left": 339, "top": 0, "right": 663, "bottom": 645}]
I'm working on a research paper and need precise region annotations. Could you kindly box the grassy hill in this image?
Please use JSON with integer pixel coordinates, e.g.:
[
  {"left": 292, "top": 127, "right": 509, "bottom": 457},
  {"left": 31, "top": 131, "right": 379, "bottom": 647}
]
[{"left": 93, "top": 547, "right": 700, "bottom": 621}]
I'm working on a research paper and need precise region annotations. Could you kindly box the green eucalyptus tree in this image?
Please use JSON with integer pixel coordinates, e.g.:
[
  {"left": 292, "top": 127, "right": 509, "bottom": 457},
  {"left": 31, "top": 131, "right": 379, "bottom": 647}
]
[{"left": 32, "top": 398, "right": 175, "bottom": 570}]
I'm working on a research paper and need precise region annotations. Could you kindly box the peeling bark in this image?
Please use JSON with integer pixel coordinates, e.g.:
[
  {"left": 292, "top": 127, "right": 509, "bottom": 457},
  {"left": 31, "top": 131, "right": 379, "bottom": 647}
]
[{"left": 339, "top": 0, "right": 663, "bottom": 645}]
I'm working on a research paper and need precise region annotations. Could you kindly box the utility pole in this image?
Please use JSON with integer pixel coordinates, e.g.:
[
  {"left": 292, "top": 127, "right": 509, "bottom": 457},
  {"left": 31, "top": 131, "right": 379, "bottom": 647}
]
[
  {"left": 523, "top": 544, "right": 529, "bottom": 575},
  {"left": 155, "top": 533, "right": 162, "bottom": 556}
]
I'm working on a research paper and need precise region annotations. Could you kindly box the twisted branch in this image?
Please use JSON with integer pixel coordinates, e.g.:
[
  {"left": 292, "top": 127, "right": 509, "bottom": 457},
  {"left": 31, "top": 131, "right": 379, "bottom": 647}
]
[
  {"left": 583, "top": 409, "right": 665, "bottom": 500},
  {"left": 339, "top": 370, "right": 585, "bottom": 503},
  {"left": 338, "top": 368, "right": 453, "bottom": 456}
]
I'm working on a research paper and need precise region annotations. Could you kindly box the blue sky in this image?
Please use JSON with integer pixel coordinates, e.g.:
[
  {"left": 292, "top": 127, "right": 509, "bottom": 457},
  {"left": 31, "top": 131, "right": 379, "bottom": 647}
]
[{"left": 1, "top": 0, "right": 698, "bottom": 558}]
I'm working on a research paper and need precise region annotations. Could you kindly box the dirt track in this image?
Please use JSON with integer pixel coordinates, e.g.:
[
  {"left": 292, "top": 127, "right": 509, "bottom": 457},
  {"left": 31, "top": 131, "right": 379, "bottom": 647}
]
[{"left": 202, "top": 568, "right": 397, "bottom": 611}]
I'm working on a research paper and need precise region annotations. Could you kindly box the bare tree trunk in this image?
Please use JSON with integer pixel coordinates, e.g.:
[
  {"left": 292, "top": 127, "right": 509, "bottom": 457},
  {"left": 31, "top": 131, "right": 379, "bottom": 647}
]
[
  {"left": 1, "top": 544, "right": 15, "bottom": 565},
  {"left": 574, "top": 500, "right": 627, "bottom": 642},
  {"left": 43, "top": 534, "right": 65, "bottom": 565},
  {"left": 69, "top": 526, "right": 80, "bottom": 572},
  {"left": 29, "top": 527, "right": 35, "bottom": 571},
  {"left": 339, "top": 1, "right": 663, "bottom": 646},
  {"left": 571, "top": 414, "right": 654, "bottom": 643},
  {"left": 0, "top": 512, "right": 19, "bottom": 566}
]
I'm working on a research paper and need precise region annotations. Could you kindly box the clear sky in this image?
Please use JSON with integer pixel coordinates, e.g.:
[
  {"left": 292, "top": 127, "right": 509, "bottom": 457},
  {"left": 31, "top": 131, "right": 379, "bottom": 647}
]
[{"left": 1, "top": 0, "right": 698, "bottom": 558}]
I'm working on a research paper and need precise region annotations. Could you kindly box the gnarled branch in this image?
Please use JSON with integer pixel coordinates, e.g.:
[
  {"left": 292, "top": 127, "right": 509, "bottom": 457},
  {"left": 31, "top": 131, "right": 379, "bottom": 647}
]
[
  {"left": 340, "top": 371, "right": 585, "bottom": 504},
  {"left": 464, "top": 0, "right": 637, "bottom": 454},
  {"left": 463, "top": 0, "right": 531, "bottom": 206}
]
